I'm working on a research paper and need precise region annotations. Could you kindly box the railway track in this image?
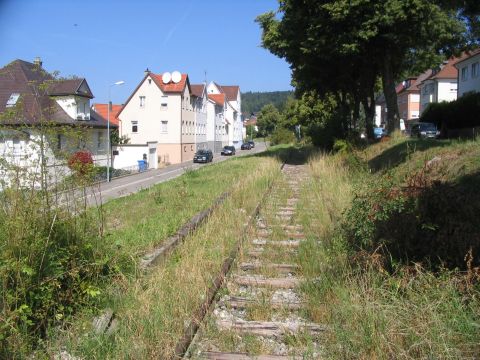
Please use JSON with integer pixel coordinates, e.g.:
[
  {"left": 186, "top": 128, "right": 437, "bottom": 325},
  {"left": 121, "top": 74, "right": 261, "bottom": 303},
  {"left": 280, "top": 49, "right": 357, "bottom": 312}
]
[{"left": 179, "top": 162, "right": 325, "bottom": 359}]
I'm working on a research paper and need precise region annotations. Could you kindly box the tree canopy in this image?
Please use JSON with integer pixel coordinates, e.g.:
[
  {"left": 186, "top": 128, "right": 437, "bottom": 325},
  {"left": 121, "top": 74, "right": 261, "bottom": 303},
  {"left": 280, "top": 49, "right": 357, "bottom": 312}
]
[{"left": 257, "top": 0, "right": 475, "bottom": 138}]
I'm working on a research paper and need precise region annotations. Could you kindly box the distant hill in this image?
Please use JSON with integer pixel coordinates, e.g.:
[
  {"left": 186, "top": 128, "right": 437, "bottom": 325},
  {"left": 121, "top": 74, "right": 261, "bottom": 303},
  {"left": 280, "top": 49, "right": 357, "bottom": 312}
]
[{"left": 242, "top": 91, "right": 293, "bottom": 116}]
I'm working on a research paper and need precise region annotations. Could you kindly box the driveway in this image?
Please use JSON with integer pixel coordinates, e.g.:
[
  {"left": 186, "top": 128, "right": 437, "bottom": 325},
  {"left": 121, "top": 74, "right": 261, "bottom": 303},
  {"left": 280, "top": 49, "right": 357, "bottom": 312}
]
[{"left": 83, "top": 142, "right": 267, "bottom": 206}]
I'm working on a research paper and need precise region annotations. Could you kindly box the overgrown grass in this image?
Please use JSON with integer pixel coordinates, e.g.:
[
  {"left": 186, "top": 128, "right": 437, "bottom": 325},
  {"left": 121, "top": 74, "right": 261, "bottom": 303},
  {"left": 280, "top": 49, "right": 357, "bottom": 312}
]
[
  {"left": 297, "top": 137, "right": 480, "bottom": 358},
  {"left": 42, "top": 155, "right": 281, "bottom": 358}
]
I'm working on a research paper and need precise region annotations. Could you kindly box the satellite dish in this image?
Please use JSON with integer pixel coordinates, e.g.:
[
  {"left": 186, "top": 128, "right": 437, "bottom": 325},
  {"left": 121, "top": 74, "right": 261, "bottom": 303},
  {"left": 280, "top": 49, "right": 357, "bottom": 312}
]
[
  {"left": 171, "top": 71, "right": 182, "bottom": 84},
  {"left": 162, "top": 72, "right": 172, "bottom": 84}
]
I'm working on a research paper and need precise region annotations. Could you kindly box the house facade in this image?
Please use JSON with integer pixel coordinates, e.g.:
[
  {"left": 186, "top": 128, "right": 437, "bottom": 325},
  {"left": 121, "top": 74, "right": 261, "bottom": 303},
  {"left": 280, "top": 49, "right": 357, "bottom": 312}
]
[
  {"left": 117, "top": 70, "right": 197, "bottom": 166},
  {"left": 0, "top": 59, "right": 113, "bottom": 185},
  {"left": 206, "top": 93, "right": 227, "bottom": 152},
  {"left": 419, "top": 58, "right": 459, "bottom": 115},
  {"left": 454, "top": 49, "right": 480, "bottom": 97},
  {"left": 190, "top": 84, "right": 208, "bottom": 151},
  {"left": 207, "top": 82, "right": 243, "bottom": 148}
]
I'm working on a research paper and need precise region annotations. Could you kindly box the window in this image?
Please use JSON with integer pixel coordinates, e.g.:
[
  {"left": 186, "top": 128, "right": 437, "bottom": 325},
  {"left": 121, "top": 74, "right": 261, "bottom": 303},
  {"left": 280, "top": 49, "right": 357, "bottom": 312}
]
[
  {"left": 161, "top": 95, "right": 168, "bottom": 110},
  {"left": 450, "top": 82, "right": 458, "bottom": 92},
  {"left": 139, "top": 96, "right": 146, "bottom": 107},
  {"left": 57, "top": 134, "right": 62, "bottom": 150},
  {"left": 132, "top": 121, "right": 138, "bottom": 133},
  {"left": 12, "top": 137, "right": 20, "bottom": 155},
  {"left": 461, "top": 66, "right": 468, "bottom": 81},
  {"left": 97, "top": 131, "right": 104, "bottom": 151},
  {"left": 472, "top": 62, "right": 479, "bottom": 78},
  {"left": 6, "top": 93, "right": 20, "bottom": 107},
  {"left": 161, "top": 120, "right": 168, "bottom": 133}
]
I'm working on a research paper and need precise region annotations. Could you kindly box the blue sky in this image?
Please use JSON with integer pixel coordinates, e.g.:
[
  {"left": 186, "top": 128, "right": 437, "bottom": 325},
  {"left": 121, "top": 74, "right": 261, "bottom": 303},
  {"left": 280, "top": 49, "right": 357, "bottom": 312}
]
[{"left": 0, "top": 0, "right": 292, "bottom": 104}]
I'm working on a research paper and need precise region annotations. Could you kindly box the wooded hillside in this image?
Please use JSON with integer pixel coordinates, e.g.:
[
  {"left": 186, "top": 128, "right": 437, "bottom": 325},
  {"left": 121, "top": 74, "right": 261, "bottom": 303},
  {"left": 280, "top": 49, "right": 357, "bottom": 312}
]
[{"left": 242, "top": 91, "right": 293, "bottom": 115}]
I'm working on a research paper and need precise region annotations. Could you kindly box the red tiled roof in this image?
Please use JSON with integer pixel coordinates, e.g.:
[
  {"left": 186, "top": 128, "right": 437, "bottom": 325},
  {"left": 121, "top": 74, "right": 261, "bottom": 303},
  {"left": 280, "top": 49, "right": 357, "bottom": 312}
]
[
  {"left": 425, "top": 56, "right": 462, "bottom": 81},
  {"left": 208, "top": 93, "right": 225, "bottom": 106},
  {"left": 454, "top": 48, "right": 480, "bottom": 67},
  {"left": 92, "top": 103, "right": 122, "bottom": 126},
  {"left": 150, "top": 73, "right": 188, "bottom": 93},
  {"left": 219, "top": 85, "right": 240, "bottom": 101},
  {"left": 190, "top": 84, "right": 205, "bottom": 98}
]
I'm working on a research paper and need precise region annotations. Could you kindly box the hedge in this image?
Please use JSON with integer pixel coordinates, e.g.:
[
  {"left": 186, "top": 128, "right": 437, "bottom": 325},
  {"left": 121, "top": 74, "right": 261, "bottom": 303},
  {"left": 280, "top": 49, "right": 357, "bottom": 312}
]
[{"left": 420, "top": 91, "right": 480, "bottom": 130}]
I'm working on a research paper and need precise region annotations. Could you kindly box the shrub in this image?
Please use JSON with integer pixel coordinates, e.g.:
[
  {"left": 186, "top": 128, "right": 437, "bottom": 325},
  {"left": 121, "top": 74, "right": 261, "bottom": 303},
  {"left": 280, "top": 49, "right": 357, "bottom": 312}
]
[
  {"left": 68, "top": 151, "right": 94, "bottom": 176},
  {"left": 421, "top": 92, "right": 480, "bottom": 131},
  {"left": 333, "top": 139, "right": 351, "bottom": 154},
  {"left": 269, "top": 127, "right": 296, "bottom": 145},
  {"left": 343, "top": 164, "right": 480, "bottom": 270}
]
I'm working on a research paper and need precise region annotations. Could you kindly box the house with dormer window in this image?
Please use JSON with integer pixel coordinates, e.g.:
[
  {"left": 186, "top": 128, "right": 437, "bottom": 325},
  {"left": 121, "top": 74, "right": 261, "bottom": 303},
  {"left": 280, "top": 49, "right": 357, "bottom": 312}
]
[
  {"left": 0, "top": 58, "right": 114, "bottom": 185},
  {"left": 419, "top": 57, "right": 460, "bottom": 115}
]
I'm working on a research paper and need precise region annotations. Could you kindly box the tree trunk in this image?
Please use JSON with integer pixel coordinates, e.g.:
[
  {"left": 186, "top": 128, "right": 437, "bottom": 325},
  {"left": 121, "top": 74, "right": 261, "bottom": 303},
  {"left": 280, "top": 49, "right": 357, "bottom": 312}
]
[
  {"left": 352, "top": 95, "right": 360, "bottom": 131},
  {"left": 381, "top": 54, "right": 400, "bottom": 133},
  {"left": 362, "top": 93, "right": 375, "bottom": 140}
]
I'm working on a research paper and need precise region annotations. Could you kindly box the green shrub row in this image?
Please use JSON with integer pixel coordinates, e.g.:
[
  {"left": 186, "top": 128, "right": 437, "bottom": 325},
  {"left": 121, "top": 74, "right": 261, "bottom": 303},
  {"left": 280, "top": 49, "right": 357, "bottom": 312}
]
[{"left": 421, "top": 91, "right": 480, "bottom": 130}]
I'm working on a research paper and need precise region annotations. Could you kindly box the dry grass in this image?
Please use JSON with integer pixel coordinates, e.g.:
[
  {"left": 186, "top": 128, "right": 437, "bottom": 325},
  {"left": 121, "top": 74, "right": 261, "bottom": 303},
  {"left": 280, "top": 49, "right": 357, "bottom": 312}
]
[
  {"left": 44, "top": 156, "right": 280, "bottom": 359},
  {"left": 296, "top": 150, "right": 480, "bottom": 359}
]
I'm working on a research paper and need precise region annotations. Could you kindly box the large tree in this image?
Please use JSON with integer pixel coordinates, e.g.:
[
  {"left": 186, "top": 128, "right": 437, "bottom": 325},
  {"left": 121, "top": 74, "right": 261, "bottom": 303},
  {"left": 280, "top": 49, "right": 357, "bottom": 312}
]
[{"left": 257, "top": 0, "right": 469, "bottom": 133}]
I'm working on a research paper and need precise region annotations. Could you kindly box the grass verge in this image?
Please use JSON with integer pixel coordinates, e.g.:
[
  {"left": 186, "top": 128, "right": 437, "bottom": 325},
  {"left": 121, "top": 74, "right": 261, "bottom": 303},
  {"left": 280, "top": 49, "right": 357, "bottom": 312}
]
[
  {"left": 42, "top": 155, "right": 281, "bottom": 358},
  {"left": 297, "top": 138, "right": 480, "bottom": 358}
]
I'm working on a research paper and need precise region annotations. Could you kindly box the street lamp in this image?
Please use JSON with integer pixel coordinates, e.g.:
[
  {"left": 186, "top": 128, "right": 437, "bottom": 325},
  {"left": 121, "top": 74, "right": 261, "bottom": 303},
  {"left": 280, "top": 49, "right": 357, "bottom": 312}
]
[{"left": 107, "top": 80, "right": 125, "bottom": 182}]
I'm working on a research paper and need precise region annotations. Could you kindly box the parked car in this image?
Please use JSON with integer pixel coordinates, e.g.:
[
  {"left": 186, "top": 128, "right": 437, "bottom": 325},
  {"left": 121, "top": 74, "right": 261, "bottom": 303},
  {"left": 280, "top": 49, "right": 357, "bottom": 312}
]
[
  {"left": 373, "top": 127, "right": 387, "bottom": 139},
  {"left": 241, "top": 142, "right": 252, "bottom": 150},
  {"left": 193, "top": 149, "right": 213, "bottom": 163},
  {"left": 410, "top": 122, "right": 440, "bottom": 139},
  {"left": 248, "top": 140, "right": 255, "bottom": 148},
  {"left": 221, "top": 146, "right": 236, "bottom": 156}
]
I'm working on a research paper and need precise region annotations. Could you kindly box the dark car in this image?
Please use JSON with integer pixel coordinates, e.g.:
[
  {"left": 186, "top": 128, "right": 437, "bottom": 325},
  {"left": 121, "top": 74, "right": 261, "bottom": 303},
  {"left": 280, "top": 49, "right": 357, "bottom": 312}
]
[
  {"left": 221, "top": 146, "right": 236, "bottom": 156},
  {"left": 410, "top": 122, "right": 439, "bottom": 139},
  {"left": 248, "top": 140, "right": 255, "bottom": 148},
  {"left": 241, "top": 142, "right": 252, "bottom": 150},
  {"left": 193, "top": 149, "right": 213, "bottom": 163}
]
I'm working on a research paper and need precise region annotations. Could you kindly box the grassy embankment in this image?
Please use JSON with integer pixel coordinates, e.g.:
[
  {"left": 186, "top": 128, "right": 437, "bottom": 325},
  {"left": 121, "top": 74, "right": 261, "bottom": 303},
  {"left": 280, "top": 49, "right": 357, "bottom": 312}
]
[
  {"left": 40, "top": 150, "right": 283, "bottom": 358},
  {"left": 297, "top": 135, "right": 480, "bottom": 358}
]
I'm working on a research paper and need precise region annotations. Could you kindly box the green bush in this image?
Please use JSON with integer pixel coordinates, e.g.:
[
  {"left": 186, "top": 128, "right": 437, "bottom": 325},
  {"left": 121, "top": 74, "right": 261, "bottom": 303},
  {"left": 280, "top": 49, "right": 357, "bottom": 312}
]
[
  {"left": 342, "top": 167, "right": 480, "bottom": 270},
  {"left": 269, "top": 127, "right": 296, "bottom": 145},
  {"left": 333, "top": 139, "right": 352, "bottom": 154},
  {"left": 421, "top": 92, "right": 480, "bottom": 130}
]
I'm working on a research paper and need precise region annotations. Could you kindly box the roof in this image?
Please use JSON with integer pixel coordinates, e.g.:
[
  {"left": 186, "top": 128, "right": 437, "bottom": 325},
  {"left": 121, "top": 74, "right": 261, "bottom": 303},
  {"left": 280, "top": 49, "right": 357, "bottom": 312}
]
[
  {"left": 208, "top": 93, "right": 225, "bottom": 106},
  {"left": 454, "top": 48, "right": 480, "bottom": 68},
  {"left": 190, "top": 84, "right": 205, "bottom": 98},
  {"left": 48, "top": 78, "right": 93, "bottom": 98},
  {"left": 0, "top": 59, "right": 113, "bottom": 128},
  {"left": 92, "top": 103, "right": 122, "bottom": 126},
  {"left": 423, "top": 56, "right": 462, "bottom": 82},
  {"left": 150, "top": 72, "right": 189, "bottom": 93},
  {"left": 117, "top": 71, "right": 191, "bottom": 119},
  {"left": 214, "top": 82, "right": 240, "bottom": 101}
]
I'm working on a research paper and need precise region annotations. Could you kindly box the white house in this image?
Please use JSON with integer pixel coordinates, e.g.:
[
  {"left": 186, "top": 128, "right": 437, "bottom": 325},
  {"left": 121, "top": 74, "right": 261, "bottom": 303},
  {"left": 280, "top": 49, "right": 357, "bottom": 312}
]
[
  {"left": 419, "top": 57, "right": 459, "bottom": 115},
  {"left": 454, "top": 49, "right": 480, "bottom": 97},
  {"left": 0, "top": 58, "right": 114, "bottom": 186},
  {"left": 117, "top": 70, "right": 197, "bottom": 166},
  {"left": 207, "top": 82, "right": 243, "bottom": 148},
  {"left": 190, "top": 84, "right": 208, "bottom": 151},
  {"left": 206, "top": 93, "right": 228, "bottom": 152}
]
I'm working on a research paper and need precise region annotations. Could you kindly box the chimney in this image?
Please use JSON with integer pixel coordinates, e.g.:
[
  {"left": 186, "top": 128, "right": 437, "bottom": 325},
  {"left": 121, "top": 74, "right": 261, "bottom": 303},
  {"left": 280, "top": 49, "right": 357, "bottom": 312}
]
[
  {"left": 144, "top": 68, "right": 150, "bottom": 75},
  {"left": 33, "top": 57, "right": 43, "bottom": 67}
]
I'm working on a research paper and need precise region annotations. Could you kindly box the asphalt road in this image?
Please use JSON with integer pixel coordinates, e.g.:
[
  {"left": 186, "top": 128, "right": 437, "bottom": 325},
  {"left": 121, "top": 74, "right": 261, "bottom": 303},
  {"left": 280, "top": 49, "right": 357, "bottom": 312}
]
[{"left": 83, "top": 142, "right": 268, "bottom": 206}]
